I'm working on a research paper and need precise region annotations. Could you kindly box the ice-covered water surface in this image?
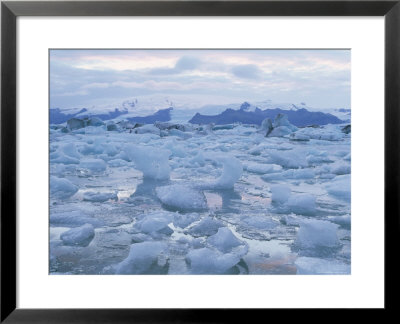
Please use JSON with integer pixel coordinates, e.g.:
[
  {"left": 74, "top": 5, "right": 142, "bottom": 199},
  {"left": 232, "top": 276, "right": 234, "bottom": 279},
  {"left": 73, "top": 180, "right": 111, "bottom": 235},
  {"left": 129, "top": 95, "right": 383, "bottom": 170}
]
[{"left": 49, "top": 122, "right": 350, "bottom": 275}]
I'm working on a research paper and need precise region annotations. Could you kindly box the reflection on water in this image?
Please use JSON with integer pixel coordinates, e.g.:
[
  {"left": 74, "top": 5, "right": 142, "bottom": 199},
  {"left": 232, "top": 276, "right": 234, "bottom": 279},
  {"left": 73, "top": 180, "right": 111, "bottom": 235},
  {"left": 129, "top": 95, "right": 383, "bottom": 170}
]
[{"left": 204, "top": 189, "right": 242, "bottom": 212}]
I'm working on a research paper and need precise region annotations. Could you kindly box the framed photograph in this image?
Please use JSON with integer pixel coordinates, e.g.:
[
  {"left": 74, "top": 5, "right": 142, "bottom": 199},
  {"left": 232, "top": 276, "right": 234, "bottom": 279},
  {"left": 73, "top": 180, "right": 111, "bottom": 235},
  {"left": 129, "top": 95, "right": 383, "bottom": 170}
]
[{"left": 1, "top": 0, "right": 398, "bottom": 321}]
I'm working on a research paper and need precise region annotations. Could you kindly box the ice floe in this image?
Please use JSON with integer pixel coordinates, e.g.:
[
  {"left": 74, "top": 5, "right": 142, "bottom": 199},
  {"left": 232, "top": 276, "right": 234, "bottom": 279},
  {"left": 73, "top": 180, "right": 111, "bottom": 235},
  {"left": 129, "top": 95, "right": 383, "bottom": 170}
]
[
  {"left": 206, "top": 227, "right": 246, "bottom": 253},
  {"left": 50, "top": 176, "right": 78, "bottom": 199},
  {"left": 83, "top": 191, "right": 118, "bottom": 202},
  {"left": 156, "top": 184, "right": 207, "bottom": 211},
  {"left": 116, "top": 241, "right": 168, "bottom": 274},
  {"left": 185, "top": 247, "right": 246, "bottom": 274},
  {"left": 295, "top": 219, "right": 340, "bottom": 250},
  {"left": 325, "top": 174, "right": 351, "bottom": 202},
  {"left": 187, "top": 217, "right": 224, "bottom": 237},
  {"left": 60, "top": 224, "right": 95, "bottom": 247}
]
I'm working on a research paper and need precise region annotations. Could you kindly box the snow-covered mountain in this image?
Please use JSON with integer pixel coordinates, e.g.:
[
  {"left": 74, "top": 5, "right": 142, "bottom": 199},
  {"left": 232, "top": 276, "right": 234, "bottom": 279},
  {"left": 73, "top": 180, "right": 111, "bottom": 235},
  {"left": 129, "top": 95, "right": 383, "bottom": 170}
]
[
  {"left": 50, "top": 96, "right": 350, "bottom": 125},
  {"left": 189, "top": 106, "right": 344, "bottom": 127}
]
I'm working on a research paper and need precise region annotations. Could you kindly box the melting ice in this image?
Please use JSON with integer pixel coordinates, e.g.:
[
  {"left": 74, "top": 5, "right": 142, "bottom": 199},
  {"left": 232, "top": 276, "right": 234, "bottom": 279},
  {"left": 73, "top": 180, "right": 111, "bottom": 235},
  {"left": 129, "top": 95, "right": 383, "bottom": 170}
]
[{"left": 50, "top": 116, "right": 351, "bottom": 275}]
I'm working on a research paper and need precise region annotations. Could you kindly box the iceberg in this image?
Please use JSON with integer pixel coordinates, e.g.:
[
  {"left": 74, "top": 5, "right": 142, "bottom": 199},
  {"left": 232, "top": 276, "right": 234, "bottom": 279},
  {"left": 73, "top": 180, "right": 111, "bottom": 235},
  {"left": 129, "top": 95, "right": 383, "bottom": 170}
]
[
  {"left": 124, "top": 144, "right": 171, "bottom": 180},
  {"left": 197, "top": 155, "right": 242, "bottom": 190}
]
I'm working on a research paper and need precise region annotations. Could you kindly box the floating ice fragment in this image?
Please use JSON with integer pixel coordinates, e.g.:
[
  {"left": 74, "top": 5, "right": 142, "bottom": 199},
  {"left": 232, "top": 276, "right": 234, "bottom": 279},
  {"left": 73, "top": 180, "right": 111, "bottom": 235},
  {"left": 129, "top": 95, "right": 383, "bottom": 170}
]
[
  {"left": 185, "top": 247, "right": 242, "bottom": 274},
  {"left": 294, "top": 125, "right": 345, "bottom": 141},
  {"left": 60, "top": 224, "right": 95, "bottom": 247},
  {"left": 124, "top": 144, "right": 171, "bottom": 180},
  {"left": 245, "top": 163, "right": 282, "bottom": 174},
  {"left": 80, "top": 138, "right": 106, "bottom": 155},
  {"left": 325, "top": 174, "right": 351, "bottom": 202},
  {"left": 50, "top": 176, "right": 78, "bottom": 199},
  {"left": 197, "top": 155, "right": 242, "bottom": 190},
  {"left": 67, "top": 118, "right": 85, "bottom": 130},
  {"left": 188, "top": 217, "right": 224, "bottom": 237},
  {"left": 273, "top": 113, "right": 298, "bottom": 131},
  {"left": 265, "top": 114, "right": 298, "bottom": 137},
  {"left": 206, "top": 227, "right": 245, "bottom": 253},
  {"left": 329, "top": 161, "right": 351, "bottom": 175},
  {"left": 173, "top": 213, "right": 201, "bottom": 229},
  {"left": 112, "top": 151, "right": 130, "bottom": 162},
  {"left": 108, "top": 159, "right": 129, "bottom": 167},
  {"left": 260, "top": 118, "right": 273, "bottom": 136},
  {"left": 156, "top": 184, "right": 207, "bottom": 211},
  {"left": 80, "top": 159, "right": 107, "bottom": 172},
  {"left": 168, "top": 128, "right": 192, "bottom": 139},
  {"left": 50, "top": 152, "right": 80, "bottom": 165},
  {"left": 306, "top": 151, "right": 333, "bottom": 165},
  {"left": 102, "top": 143, "right": 119, "bottom": 157},
  {"left": 50, "top": 143, "right": 81, "bottom": 164},
  {"left": 295, "top": 219, "right": 340, "bottom": 249},
  {"left": 262, "top": 168, "right": 315, "bottom": 182},
  {"left": 50, "top": 210, "right": 103, "bottom": 228},
  {"left": 241, "top": 215, "right": 279, "bottom": 230},
  {"left": 133, "top": 124, "right": 160, "bottom": 135},
  {"left": 290, "top": 132, "right": 310, "bottom": 141},
  {"left": 116, "top": 242, "right": 168, "bottom": 274},
  {"left": 328, "top": 214, "right": 351, "bottom": 227},
  {"left": 268, "top": 126, "right": 293, "bottom": 137},
  {"left": 83, "top": 192, "right": 118, "bottom": 202},
  {"left": 268, "top": 149, "right": 308, "bottom": 169},
  {"left": 270, "top": 185, "right": 291, "bottom": 204},
  {"left": 213, "top": 156, "right": 243, "bottom": 189},
  {"left": 189, "top": 151, "right": 205, "bottom": 166},
  {"left": 60, "top": 143, "right": 81, "bottom": 159},
  {"left": 287, "top": 194, "right": 316, "bottom": 215},
  {"left": 163, "top": 140, "right": 186, "bottom": 157},
  {"left": 134, "top": 211, "right": 174, "bottom": 234}
]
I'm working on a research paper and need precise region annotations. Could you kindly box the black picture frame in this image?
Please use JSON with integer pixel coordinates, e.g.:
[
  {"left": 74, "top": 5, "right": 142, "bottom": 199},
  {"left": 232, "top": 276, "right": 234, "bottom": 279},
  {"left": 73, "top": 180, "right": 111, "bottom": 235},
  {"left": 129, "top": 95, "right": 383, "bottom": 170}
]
[{"left": 1, "top": 0, "right": 399, "bottom": 322}]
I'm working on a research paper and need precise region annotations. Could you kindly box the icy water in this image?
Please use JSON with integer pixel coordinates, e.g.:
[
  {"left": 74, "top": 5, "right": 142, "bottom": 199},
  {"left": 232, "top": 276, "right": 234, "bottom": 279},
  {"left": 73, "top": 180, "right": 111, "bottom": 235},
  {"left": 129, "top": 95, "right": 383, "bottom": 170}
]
[{"left": 50, "top": 123, "right": 351, "bottom": 275}]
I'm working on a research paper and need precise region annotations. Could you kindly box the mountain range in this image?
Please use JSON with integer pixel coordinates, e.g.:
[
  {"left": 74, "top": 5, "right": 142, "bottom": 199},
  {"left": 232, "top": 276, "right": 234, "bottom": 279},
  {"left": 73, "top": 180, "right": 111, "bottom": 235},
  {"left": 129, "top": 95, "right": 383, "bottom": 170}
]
[
  {"left": 188, "top": 102, "right": 344, "bottom": 127},
  {"left": 50, "top": 100, "right": 347, "bottom": 127}
]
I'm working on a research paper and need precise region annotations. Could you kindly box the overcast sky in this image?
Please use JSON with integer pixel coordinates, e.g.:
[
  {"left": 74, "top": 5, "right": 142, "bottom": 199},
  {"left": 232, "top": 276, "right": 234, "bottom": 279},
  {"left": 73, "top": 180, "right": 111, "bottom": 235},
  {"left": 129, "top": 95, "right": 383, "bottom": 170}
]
[{"left": 50, "top": 49, "right": 350, "bottom": 111}]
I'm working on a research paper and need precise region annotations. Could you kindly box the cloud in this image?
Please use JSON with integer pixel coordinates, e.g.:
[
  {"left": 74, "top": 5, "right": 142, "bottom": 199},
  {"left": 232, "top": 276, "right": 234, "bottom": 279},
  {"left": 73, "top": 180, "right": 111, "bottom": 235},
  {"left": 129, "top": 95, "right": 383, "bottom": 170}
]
[
  {"left": 50, "top": 49, "right": 351, "bottom": 109},
  {"left": 231, "top": 64, "right": 262, "bottom": 79},
  {"left": 175, "top": 56, "right": 201, "bottom": 71},
  {"left": 148, "top": 56, "right": 202, "bottom": 75},
  {"left": 82, "top": 82, "right": 110, "bottom": 89},
  {"left": 57, "top": 89, "right": 89, "bottom": 97}
]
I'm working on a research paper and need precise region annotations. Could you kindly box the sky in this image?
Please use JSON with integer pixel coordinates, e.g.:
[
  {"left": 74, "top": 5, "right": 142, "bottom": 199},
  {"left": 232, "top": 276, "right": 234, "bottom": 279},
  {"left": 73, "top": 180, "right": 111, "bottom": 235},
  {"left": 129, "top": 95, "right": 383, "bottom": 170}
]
[{"left": 50, "top": 49, "right": 350, "bottom": 111}]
